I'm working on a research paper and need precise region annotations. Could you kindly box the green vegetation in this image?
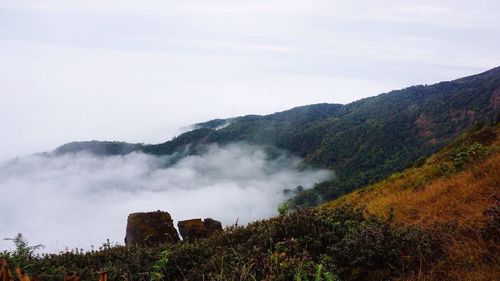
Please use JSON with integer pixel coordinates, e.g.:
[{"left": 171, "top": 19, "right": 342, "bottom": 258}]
[
  {"left": 54, "top": 66, "right": 500, "bottom": 207},
  {"left": 1, "top": 239, "right": 162, "bottom": 281},
  {"left": 2, "top": 207, "right": 440, "bottom": 281},
  {"left": 25, "top": 68, "right": 499, "bottom": 279},
  {"left": 54, "top": 141, "right": 141, "bottom": 156},
  {"left": 277, "top": 201, "right": 289, "bottom": 216},
  {"left": 324, "top": 124, "right": 500, "bottom": 280},
  {"left": 3, "top": 125, "right": 499, "bottom": 281},
  {"left": 156, "top": 207, "right": 439, "bottom": 281},
  {"left": 1, "top": 234, "right": 43, "bottom": 273}
]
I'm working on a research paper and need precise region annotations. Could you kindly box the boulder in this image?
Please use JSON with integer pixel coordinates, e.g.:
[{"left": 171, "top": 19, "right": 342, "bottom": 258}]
[
  {"left": 177, "top": 218, "right": 223, "bottom": 240},
  {"left": 177, "top": 219, "right": 206, "bottom": 240},
  {"left": 203, "top": 218, "right": 223, "bottom": 234},
  {"left": 125, "top": 210, "right": 180, "bottom": 246}
]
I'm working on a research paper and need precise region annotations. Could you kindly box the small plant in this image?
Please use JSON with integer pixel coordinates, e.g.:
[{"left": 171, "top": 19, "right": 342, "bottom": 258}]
[
  {"left": 433, "top": 142, "right": 492, "bottom": 177},
  {"left": 2, "top": 233, "right": 43, "bottom": 271},
  {"left": 278, "top": 201, "right": 290, "bottom": 216},
  {"left": 150, "top": 249, "right": 171, "bottom": 281},
  {"left": 322, "top": 271, "right": 341, "bottom": 281},
  {"left": 155, "top": 207, "right": 439, "bottom": 281},
  {"left": 315, "top": 264, "right": 323, "bottom": 281},
  {"left": 449, "top": 142, "right": 489, "bottom": 170},
  {"left": 434, "top": 163, "right": 452, "bottom": 176}
]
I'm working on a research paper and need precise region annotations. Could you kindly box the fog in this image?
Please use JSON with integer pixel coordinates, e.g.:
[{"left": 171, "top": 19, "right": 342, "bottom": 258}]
[
  {"left": 2, "top": 1, "right": 500, "bottom": 160},
  {"left": 2, "top": 0, "right": 497, "bottom": 253},
  {"left": 0, "top": 143, "right": 332, "bottom": 252}
]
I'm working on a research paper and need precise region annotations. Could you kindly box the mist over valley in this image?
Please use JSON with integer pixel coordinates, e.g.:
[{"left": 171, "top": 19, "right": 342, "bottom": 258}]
[{"left": 0, "top": 143, "right": 332, "bottom": 252}]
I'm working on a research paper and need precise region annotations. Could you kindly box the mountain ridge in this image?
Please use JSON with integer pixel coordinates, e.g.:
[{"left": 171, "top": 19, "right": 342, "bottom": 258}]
[{"left": 50, "top": 66, "right": 500, "bottom": 206}]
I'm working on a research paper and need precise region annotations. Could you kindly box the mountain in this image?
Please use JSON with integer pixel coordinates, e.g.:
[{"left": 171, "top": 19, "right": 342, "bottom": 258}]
[
  {"left": 11, "top": 124, "right": 499, "bottom": 281},
  {"left": 54, "top": 141, "right": 141, "bottom": 156},
  {"left": 322, "top": 124, "right": 500, "bottom": 280},
  {"left": 135, "top": 124, "right": 500, "bottom": 280},
  {"left": 53, "top": 66, "right": 500, "bottom": 206}
]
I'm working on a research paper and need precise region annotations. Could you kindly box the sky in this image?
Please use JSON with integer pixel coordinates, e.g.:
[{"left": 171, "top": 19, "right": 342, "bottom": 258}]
[
  {"left": 1, "top": 0, "right": 500, "bottom": 159},
  {"left": 1, "top": 0, "right": 500, "bottom": 252}
]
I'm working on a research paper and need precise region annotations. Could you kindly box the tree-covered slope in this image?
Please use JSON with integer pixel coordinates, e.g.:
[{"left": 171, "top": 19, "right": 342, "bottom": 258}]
[
  {"left": 7, "top": 125, "right": 498, "bottom": 281},
  {"left": 53, "top": 141, "right": 141, "bottom": 156},
  {"left": 53, "top": 66, "right": 500, "bottom": 205},
  {"left": 322, "top": 124, "right": 500, "bottom": 281}
]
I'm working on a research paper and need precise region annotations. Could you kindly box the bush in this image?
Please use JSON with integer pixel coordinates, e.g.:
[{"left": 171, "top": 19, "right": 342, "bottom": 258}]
[
  {"left": 159, "top": 207, "right": 441, "bottom": 281},
  {"left": 433, "top": 142, "right": 494, "bottom": 177},
  {"left": 1, "top": 208, "right": 442, "bottom": 281},
  {"left": 449, "top": 142, "right": 490, "bottom": 170},
  {"left": 0, "top": 242, "right": 163, "bottom": 281}
]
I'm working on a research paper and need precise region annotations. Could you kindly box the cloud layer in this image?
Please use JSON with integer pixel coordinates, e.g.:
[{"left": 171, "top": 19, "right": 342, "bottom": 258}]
[{"left": 0, "top": 144, "right": 331, "bottom": 252}]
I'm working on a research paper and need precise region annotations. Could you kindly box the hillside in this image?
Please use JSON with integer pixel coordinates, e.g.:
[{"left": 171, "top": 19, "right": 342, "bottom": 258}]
[
  {"left": 54, "top": 141, "right": 141, "bottom": 156},
  {"left": 323, "top": 124, "right": 500, "bottom": 280},
  {"left": 53, "top": 66, "right": 500, "bottom": 206},
  {"left": 4, "top": 125, "right": 498, "bottom": 281}
]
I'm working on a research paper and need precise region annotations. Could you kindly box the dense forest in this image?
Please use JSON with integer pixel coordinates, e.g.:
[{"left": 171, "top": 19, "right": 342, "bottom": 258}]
[
  {"left": 53, "top": 66, "right": 500, "bottom": 206},
  {"left": 3, "top": 121, "right": 498, "bottom": 281}
]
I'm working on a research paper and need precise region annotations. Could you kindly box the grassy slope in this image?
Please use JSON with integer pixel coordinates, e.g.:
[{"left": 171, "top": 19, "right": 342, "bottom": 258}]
[
  {"left": 3, "top": 128, "right": 498, "bottom": 281},
  {"left": 8, "top": 68, "right": 500, "bottom": 279},
  {"left": 322, "top": 125, "right": 500, "bottom": 280}
]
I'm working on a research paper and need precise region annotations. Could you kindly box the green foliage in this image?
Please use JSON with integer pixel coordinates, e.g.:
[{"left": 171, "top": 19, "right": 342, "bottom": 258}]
[
  {"left": 158, "top": 67, "right": 500, "bottom": 207},
  {"left": 54, "top": 141, "right": 141, "bottom": 156},
  {"left": 277, "top": 201, "right": 289, "bottom": 216},
  {"left": 1, "top": 233, "right": 44, "bottom": 272},
  {"left": 449, "top": 142, "right": 490, "bottom": 170},
  {"left": 0, "top": 207, "right": 444, "bottom": 281},
  {"left": 1, "top": 243, "right": 163, "bottom": 281},
  {"left": 53, "top": 67, "right": 500, "bottom": 208},
  {"left": 313, "top": 264, "right": 341, "bottom": 281},
  {"left": 434, "top": 141, "right": 494, "bottom": 177},
  {"left": 141, "top": 128, "right": 214, "bottom": 156},
  {"left": 149, "top": 249, "right": 171, "bottom": 281},
  {"left": 156, "top": 207, "right": 440, "bottom": 281}
]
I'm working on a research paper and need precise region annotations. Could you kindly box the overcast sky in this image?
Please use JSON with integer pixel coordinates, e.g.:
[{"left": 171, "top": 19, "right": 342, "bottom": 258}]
[{"left": 1, "top": 0, "right": 500, "bottom": 159}]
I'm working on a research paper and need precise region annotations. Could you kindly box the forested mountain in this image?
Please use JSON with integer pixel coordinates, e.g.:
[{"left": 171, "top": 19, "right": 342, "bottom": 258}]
[
  {"left": 54, "top": 141, "right": 141, "bottom": 156},
  {"left": 10, "top": 124, "right": 499, "bottom": 281},
  {"left": 53, "top": 66, "right": 500, "bottom": 206}
]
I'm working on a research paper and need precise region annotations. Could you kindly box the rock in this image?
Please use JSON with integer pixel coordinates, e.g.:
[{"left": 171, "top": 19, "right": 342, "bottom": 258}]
[
  {"left": 177, "top": 219, "right": 206, "bottom": 240},
  {"left": 125, "top": 210, "right": 180, "bottom": 246},
  {"left": 177, "top": 218, "right": 223, "bottom": 240},
  {"left": 203, "top": 218, "right": 223, "bottom": 234}
]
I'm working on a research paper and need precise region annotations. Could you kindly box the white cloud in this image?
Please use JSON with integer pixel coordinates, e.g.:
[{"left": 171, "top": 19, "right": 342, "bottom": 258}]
[{"left": 0, "top": 144, "right": 332, "bottom": 252}]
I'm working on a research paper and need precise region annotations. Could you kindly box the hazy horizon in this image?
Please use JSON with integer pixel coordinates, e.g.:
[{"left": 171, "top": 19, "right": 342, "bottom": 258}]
[
  {"left": 2, "top": 0, "right": 500, "bottom": 159},
  {"left": 1, "top": 0, "right": 500, "bottom": 253}
]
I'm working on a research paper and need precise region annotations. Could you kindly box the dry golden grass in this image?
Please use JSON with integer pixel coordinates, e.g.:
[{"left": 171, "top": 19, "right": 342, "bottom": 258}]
[
  {"left": 322, "top": 126, "right": 500, "bottom": 281},
  {"left": 374, "top": 153, "right": 498, "bottom": 228}
]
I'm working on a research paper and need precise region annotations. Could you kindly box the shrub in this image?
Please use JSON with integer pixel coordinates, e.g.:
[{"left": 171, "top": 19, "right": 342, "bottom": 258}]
[
  {"left": 277, "top": 201, "right": 290, "bottom": 216},
  {"left": 1, "top": 208, "right": 442, "bottom": 281},
  {"left": 159, "top": 207, "right": 441, "bottom": 281}
]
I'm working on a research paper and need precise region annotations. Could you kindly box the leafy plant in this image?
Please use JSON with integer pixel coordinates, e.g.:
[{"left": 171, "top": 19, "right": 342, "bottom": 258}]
[
  {"left": 277, "top": 201, "right": 290, "bottom": 216},
  {"left": 1, "top": 233, "right": 43, "bottom": 272},
  {"left": 149, "top": 249, "right": 171, "bottom": 281},
  {"left": 156, "top": 207, "right": 440, "bottom": 281}
]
